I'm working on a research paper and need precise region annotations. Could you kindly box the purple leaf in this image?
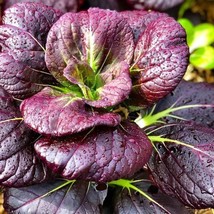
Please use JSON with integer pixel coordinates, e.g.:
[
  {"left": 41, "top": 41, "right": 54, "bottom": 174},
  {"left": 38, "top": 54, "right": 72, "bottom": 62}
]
[
  {"left": 0, "top": 3, "right": 62, "bottom": 98},
  {"left": 148, "top": 122, "right": 214, "bottom": 209},
  {"left": 121, "top": 10, "right": 168, "bottom": 43},
  {"left": 0, "top": 52, "right": 55, "bottom": 98},
  {"left": 2, "top": 2, "right": 62, "bottom": 48},
  {"left": 4, "top": 180, "right": 104, "bottom": 213},
  {"left": 20, "top": 87, "right": 121, "bottom": 136},
  {"left": 113, "top": 182, "right": 191, "bottom": 214},
  {"left": 86, "top": 0, "right": 122, "bottom": 10},
  {"left": 34, "top": 121, "right": 152, "bottom": 182},
  {"left": 127, "top": 0, "right": 184, "bottom": 11},
  {"left": 0, "top": 86, "right": 50, "bottom": 187},
  {"left": 45, "top": 8, "right": 134, "bottom": 85},
  {"left": 130, "top": 14, "right": 189, "bottom": 106},
  {"left": 3, "top": 0, "right": 80, "bottom": 13},
  {"left": 154, "top": 80, "right": 214, "bottom": 128}
]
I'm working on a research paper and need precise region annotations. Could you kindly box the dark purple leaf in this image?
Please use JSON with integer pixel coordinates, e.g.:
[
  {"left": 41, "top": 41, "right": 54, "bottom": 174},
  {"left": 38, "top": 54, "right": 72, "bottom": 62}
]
[
  {"left": 129, "top": 14, "right": 189, "bottom": 106},
  {"left": 0, "top": 52, "right": 55, "bottom": 98},
  {"left": 34, "top": 121, "right": 152, "bottom": 182},
  {"left": 154, "top": 80, "right": 214, "bottom": 128},
  {"left": 20, "top": 87, "right": 121, "bottom": 137},
  {"left": 45, "top": 8, "right": 134, "bottom": 85},
  {"left": 3, "top": 0, "right": 80, "bottom": 13},
  {"left": 4, "top": 180, "right": 104, "bottom": 213},
  {"left": 0, "top": 3, "right": 62, "bottom": 98},
  {"left": 0, "top": 86, "right": 50, "bottom": 187},
  {"left": 126, "top": 0, "right": 184, "bottom": 11},
  {"left": 113, "top": 182, "right": 191, "bottom": 214},
  {"left": 148, "top": 122, "right": 214, "bottom": 209}
]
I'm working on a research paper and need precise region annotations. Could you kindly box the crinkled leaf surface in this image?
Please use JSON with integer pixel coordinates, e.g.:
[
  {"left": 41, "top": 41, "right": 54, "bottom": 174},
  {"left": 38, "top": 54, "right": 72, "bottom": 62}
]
[
  {"left": 121, "top": 11, "right": 168, "bottom": 44},
  {"left": 3, "top": 0, "right": 79, "bottom": 13},
  {"left": 148, "top": 122, "right": 214, "bottom": 209},
  {"left": 46, "top": 8, "right": 133, "bottom": 80},
  {"left": 34, "top": 121, "right": 152, "bottom": 182},
  {"left": 113, "top": 182, "right": 191, "bottom": 214},
  {"left": 127, "top": 0, "right": 184, "bottom": 11},
  {"left": 0, "top": 3, "right": 62, "bottom": 98},
  {"left": 4, "top": 180, "right": 105, "bottom": 213},
  {"left": 45, "top": 8, "right": 133, "bottom": 107},
  {"left": 20, "top": 87, "right": 121, "bottom": 136},
  {"left": 2, "top": 3, "right": 62, "bottom": 48},
  {"left": 0, "top": 86, "right": 50, "bottom": 187},
  {"left": 154, "top": 80, "right": 214, "bottom": 128},
  {"left": 130, "top": 14, "right": 189, "bottom": 106}
]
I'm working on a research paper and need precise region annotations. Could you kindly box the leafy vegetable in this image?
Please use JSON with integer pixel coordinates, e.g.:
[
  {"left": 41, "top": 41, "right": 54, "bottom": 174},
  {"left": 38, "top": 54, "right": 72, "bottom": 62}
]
[
  {"left": 20, "top": 87, "right": 121, "bottom": 136},
  {"left": 4, "top": 180, "right": 106, "bottom": 213},
  {"left": 0, "top": 3, "right": 62, "bottom": 98},
  {"left": 34, "top": 121, "right": 152, "bottom": 182},
  {"left": 0, "top": 86, "right": 50, "bottom": 187},
  {"left": 129, "top": 13, "right": 189, "bottom": 106},
  {"left": 148, "top": 122, "right": 214, "bottom": 209},
  {"left": 153, "top": 80, "right": 214, "bottom": 128},
  {"left": 112, "top": 181, "right": 191, "bottom": 214}
]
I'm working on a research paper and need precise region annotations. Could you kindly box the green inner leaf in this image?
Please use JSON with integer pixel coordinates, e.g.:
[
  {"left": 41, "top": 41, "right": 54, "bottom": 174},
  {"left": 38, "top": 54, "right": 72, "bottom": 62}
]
[{"left": 190, "top": 46, "right": 214, "bottom": 69}]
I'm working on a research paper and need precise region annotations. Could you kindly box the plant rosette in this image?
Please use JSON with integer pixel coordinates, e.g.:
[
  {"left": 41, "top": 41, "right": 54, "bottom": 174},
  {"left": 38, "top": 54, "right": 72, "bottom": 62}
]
[{"left": 3, "top": 2, "right": 214, "bottom": 213}]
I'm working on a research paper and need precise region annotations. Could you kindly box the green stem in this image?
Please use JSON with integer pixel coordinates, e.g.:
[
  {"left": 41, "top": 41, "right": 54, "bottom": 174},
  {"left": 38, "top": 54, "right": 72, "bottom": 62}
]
[
  {"left": 109, "top": 179, "right": 171, "bottom": 214},
  {"left": 135, "top": 104, "right": 212, "bottom": 128}
]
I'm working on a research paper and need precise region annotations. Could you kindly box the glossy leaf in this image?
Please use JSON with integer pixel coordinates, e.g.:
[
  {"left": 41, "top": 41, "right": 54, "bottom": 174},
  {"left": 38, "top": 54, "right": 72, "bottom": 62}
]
[
  {"left": 148, "top": 122, "right": 214, "bottom": 209},
  {"left": 0, "top": 3, "right": 62, "bottom": 98},
  {"left": 34, "top": 121, "right": 152, "bottom": 182},
  {"left": 4, "top": 180, "right": 105, "bottom": 213},
  {"left": 113, "top": 182, "right": 191, "bottom": 214},
  {"left": 190, "top": 46, "right": 214, "bottom": 69},
  {"left": 0, "top": 52, "right": 55, "bottom": 98},
  {"left": 20, "top": 87, "right": 121, "bottom": 137},
  {"left": 154, "top": 80, "right": 214, "bottom": 128},
  {"left": 130, "top": 15, "right": 189, "bottom": 106},
  {"left": 0, "top": 86, "right": 50, "bottom": 187}
]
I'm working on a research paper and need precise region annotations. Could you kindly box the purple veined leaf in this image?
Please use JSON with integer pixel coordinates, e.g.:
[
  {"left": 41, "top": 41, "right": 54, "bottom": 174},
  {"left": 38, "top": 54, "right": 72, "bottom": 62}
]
[
  {"left": 3, "top": 0, "right": 80, "bottom": 13},
  {"left": 0, "top": 86, "right": 50, "bottom": 187},
  {"left": 113, "top": 182, "right": 191, "bottom": 214},
  {"left": 34, "top": 121, "right": 153, "bottom": 182},
  {"left": 45, "top": 8, "right": 134, "bottom": 85},
  {"left": 20, "top": 87, "right": 121, "bottom": 137},
  {"left": 0, "top": 52, "right": 56, "bottom": 99},
  {"left": 121, "top": 10, "right": 168, "bottom": 44},
  {"left": 126, "top": 0, "right": 184, "bottom": 11},
  {"left": 4, "top": 180, "right": 105, "bottom": 213},
  {"left": 148, "top": 122, "right": 214, "bottom": 209},
  {"left": 129, "top": 14, "right": 189, "bottom": 106},
  {"left": 154, "top": 80, "right": 214, "bottom": 129}
]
